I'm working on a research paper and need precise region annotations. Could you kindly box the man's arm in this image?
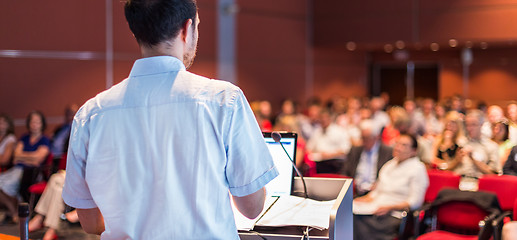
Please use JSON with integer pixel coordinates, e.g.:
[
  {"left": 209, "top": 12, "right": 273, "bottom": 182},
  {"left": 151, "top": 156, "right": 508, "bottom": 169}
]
[
  {"left": 231, "top": 187, "right": 266, "bottom": 219},
  {"left": 77, "top": 208, "right": 105, "bottom": 235}
]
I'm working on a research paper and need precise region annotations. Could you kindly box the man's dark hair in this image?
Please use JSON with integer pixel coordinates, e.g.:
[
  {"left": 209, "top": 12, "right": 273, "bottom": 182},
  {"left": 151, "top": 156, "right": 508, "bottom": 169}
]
[
  {"left": 124, "top": 0, "right": 197, "bottom": 47},
  {"left": 400, "top": 133, "right": 418, "bottom": 150}
]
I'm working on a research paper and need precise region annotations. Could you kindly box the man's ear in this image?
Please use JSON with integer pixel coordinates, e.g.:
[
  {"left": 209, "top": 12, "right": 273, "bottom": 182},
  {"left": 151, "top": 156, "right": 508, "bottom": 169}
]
[{"left": 181, "top": 18, "right": 194, "bottom": 43}]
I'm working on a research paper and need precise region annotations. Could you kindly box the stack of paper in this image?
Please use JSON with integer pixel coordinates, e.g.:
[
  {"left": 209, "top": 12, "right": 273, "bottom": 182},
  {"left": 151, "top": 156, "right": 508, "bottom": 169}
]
[{"left": 233, "top": 195, "right": 335, "bottom": 231}]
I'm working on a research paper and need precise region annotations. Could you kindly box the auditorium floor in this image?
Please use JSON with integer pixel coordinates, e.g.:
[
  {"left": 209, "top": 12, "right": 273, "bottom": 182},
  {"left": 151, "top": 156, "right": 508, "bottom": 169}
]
[{"left": 0, "top": 210, "right": 99, "bottom": 240}]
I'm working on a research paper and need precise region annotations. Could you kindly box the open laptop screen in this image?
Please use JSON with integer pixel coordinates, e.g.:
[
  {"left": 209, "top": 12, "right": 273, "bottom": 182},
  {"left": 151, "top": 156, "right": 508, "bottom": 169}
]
[{"left": 262, "top": 132, "right": 297, "bottom": 197}]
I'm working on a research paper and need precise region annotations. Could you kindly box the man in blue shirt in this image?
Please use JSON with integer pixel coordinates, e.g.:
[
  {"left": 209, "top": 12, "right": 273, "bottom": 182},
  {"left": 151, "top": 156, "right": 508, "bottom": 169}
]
[{"left": 62, "top": 1, "right": 278, "bottom": 239}]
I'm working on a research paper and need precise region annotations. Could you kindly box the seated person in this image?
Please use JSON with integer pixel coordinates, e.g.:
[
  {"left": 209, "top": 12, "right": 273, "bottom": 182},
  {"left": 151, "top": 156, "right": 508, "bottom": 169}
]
[
  {"left": 353, "top": 134, "right": 429, "bottom": 240},
  {"left": 0, "top": 111, "right": 50, "bottom": 223},
  {"left": 0, "top": 114, "right": 16, "bottom": 171},
  {"left": 449, "top": 110, "right": 500, "bottom": 177},
  {"left": 431, "top": 111, "right": 467, "bottom": 169},
  {"left": 503, "top": 145, "right": 517, "bottom": 176},
  {"left": 49, "top": 105, "right": 77, "bottom": 169},
  {"left": 306, "top": 109, "right": 351, "bottom": 174},
  {"left": 28, "top": 170, "right": 78, "bottom": 240},
  {"left": 341, "top": 119, "right": 393, "bottom": 196},
  {"left": 492, "top": 119, "right": 515, "bottom": 169}
]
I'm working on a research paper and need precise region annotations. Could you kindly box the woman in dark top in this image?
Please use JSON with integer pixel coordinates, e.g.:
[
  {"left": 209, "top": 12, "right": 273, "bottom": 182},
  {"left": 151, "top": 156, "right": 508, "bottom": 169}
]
[{"left": 503, "top": 146, "right": 517, "bottom": 176}]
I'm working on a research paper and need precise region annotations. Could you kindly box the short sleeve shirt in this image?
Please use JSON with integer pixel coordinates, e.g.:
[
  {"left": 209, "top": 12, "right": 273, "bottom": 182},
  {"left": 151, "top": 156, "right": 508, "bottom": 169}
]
[{"left": 62, "top": 56, "right": 278, "bottom": 240}]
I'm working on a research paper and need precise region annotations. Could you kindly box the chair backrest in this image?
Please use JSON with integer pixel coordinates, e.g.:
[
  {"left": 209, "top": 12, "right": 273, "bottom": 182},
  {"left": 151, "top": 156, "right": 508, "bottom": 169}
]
[
  {"left": 478, "top": 174, "right": 517, "bottom": 212},
  {"left": 431, "top": 189, "right": 500, "bottom": 235},
  {"left": 437, "top": 201, "right": 489, "bottom": 231},
  {"left": 424, "top": 169, "right": 461, "bottom": 203}
]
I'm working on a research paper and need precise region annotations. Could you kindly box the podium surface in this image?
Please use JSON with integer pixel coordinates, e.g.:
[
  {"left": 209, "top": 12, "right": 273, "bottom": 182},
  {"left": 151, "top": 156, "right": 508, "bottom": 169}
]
[{"left": 239, "top": 177, "right": 353, "bottom": 240}]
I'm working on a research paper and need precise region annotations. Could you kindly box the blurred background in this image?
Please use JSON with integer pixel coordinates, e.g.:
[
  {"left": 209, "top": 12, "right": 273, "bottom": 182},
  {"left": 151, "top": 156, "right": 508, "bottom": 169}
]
[{"left": 2, "top": 0, "right": 517, "bottom": 135}]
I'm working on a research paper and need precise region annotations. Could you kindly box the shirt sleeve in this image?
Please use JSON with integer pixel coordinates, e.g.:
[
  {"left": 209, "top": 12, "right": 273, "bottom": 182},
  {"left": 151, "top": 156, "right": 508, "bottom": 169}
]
[
  {"left": 406, "top": 162, "right": 429, "bottom": 210},
  {"left": 62, "top": 114, "right": 98, "bottom": 209},
  {"left": 224, "top": 89, "right": 279, "bottom": 197}
]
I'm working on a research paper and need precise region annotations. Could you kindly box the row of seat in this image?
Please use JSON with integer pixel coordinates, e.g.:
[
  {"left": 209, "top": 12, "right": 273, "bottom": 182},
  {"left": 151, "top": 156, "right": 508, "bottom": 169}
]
[
  {"left": 416, "top": 171, "right": 517, "bottom": 240},
  {"left": 311, "top": 170, "right": 517, "bottom": 240}
]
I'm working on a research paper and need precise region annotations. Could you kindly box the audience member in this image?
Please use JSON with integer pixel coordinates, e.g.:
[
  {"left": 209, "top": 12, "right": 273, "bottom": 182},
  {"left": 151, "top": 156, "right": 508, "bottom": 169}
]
[
  {"left": 381, "top": 106, "right": 409, "bottom": 146},
  {"left": 449, "top": 94, "right": 466, "bottom": 114},
  {"left": 250, "top": 100, "right": 273, "bottom": 131},
  {"left": 507, "top": 102, "right": 517, "bottom": 144},
  {"left": 26, "top": 106, "right": 79, "bottom": 240},
  {"left": 434, "top": 102, "right": 447, "bottom": 133},
  {"left": 275, "top": 99, "right": 297, "bottom": 127},
  {"left": 28, "top": 170, "right": 79, "bottom": 240},
  {"left": 344, "top": 97, "right": 362, "bottom": 127},
  {"left": 352, "top": 134, "right": 429, "bottom": 240},
  {"left": 327, "top": 95, "right": 347, "bottom": 116},
  {"left": 0, "top": 111, "right": 50, "bottom": 223},
  {"left": 49, "top": 105, "right": 78, "bottom": 163},
  {"left": 370, "top": 97, "right": 391, "bottom": 131},
  {"left": 341, "top": 120, "right": 393, "bottom": 196},
  {"left": 421, "top": 98, "right": 441, "bottom": 137},
  {"left": 492, "top": 119, "right": 515, "bottom": 169},
  {"left": 404, "top": 99, "right": 425, "bottom": 136},
  {"left": 503, "top": 145, "right": 517, "bottom": 176},
  {"left": 0, "top": 114, "right": 16, "bottom": 170},
  {"left": 431, "top": 111, "right": 467, "bottom": 169},
  {"left": 306, "top": 110, "right": 351, "bottom": 173},
  {"left": 335, "top": 97, "right": 362, "bottom": 146},
  {"left": 298, "top": 97, "right": 323, "bottom": 141},
  {"left": 449, "top": 110, "right": 499, "bottom": 177},
  {"left": 482, "top": 105, "right": 505, "bottom": 139}
]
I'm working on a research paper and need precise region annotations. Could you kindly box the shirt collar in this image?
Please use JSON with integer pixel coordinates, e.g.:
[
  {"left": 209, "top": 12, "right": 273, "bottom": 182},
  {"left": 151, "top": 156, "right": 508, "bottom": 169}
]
[{"left": 129, "top": 56, "right": 186, "bottom": 77}]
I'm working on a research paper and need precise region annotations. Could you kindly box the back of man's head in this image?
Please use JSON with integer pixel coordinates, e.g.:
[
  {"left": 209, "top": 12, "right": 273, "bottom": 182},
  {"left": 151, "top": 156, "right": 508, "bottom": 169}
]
[{"left": 125, "top": 0, "right": 197, "bottom": 47}]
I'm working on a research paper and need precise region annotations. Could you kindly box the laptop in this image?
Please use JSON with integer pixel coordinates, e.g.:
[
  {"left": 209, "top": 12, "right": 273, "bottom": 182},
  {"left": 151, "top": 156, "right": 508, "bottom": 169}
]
[{"left": 262, "top": 131, "right": 297, "bottom": 197}]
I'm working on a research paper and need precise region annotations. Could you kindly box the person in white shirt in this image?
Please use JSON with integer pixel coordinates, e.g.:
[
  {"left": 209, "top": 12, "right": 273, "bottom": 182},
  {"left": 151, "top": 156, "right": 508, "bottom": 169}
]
[
  {"left": 61, "top": 1, "right": 278, "bottom": 239},
  {"left": 449, "top": 109, "right": 500, "bottom": 178},
  {"left": 353, "top": 134, "right": 429, "bottom": 240},
  {"left": 306, "top": 110, "right": 351, "bottom": 173}
]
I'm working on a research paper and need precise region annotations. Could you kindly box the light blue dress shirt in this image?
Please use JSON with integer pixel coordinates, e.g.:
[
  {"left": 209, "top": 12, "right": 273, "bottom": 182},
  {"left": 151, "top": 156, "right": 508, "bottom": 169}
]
[{"left": 62, "top": 56, "right": 278, "bottom": 240}]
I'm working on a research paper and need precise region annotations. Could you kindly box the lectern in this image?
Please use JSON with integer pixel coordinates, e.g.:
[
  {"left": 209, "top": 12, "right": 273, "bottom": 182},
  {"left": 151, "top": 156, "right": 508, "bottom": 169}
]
[{"left": 239, "top": 177, "right": 353, "bottom": 240}]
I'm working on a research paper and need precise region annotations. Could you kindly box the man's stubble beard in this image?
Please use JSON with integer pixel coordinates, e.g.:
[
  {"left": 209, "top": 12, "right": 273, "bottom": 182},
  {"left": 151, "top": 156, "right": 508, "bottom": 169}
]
[{"left": 183, "top": 34, "right": 198, "bottom": 69}]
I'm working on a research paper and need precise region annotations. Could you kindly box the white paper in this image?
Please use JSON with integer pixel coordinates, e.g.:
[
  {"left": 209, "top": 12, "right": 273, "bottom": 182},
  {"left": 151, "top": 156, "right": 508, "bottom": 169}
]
[{"left": 254, "top": 195, "right": 335, "bottom": 230}]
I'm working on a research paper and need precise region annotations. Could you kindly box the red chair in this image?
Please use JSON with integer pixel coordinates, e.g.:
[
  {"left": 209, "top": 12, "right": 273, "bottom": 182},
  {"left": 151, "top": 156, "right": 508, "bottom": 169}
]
[
  {"left": 424, "top": 169, "right": 461, "bottom": 204},
  {"left": 479, "top": 175, "right": 517, "bottom": 240},
  {"left": 416, "top": 189, "right": 500, "bottom": 240},
  {"left": 478, "top": 174, "right": 517, "bottom": 214},
  {"left": 302, "top": 153, "right": 317, "bottom": 177},
  {"left": 27, "top": 154, "right": 66, "bottom": 211}
]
